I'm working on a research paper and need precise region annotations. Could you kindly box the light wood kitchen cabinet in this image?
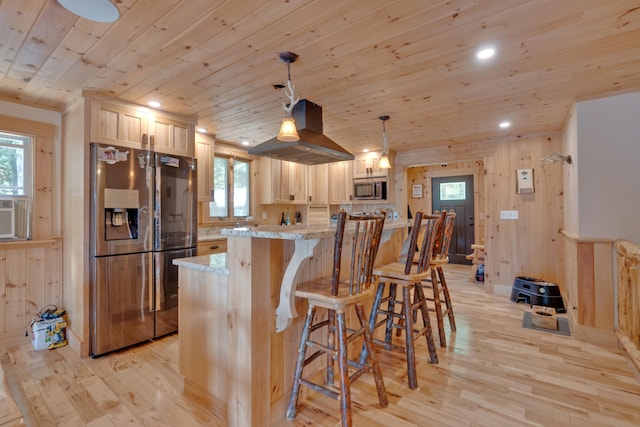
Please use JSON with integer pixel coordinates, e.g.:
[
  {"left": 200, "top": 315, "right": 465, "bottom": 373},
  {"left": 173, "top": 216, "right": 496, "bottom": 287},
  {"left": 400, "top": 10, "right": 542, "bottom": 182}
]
[
  {"left": 275, "top": 159, "right": 307, "bottom": 204},
  {"left": 258, "top": 158, "right": 308, "bottom": 204},
  {"left": 151, "top": 113, "right": 194, "bottom": 157},
  {"left": 195, "top": 134, "right": 214, "bottom": 202},
  {"left": 353, "top": 151, "right": 388, "bottom": 178},
  {"left": 87, "top": 94, "right": 195, "bottom": 157},
  {"left": 307, "top": 163, "right": 329, "bottom": 204},
  {"left": 197, "top": 238, "right": 227, "bottom": 255},
  {"left": 328, "top": 161, "right": 353, "bottom": 204},
  {"left": 90, "top": 98, "right": 150, "bottom": 149}
]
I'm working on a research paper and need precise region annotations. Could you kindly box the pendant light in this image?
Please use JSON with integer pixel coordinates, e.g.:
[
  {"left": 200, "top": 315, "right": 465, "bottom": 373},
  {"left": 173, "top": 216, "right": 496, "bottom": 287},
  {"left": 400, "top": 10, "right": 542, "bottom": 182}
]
[
  {"left": 57, "top": 0, "right": 120, "bottom": 22},
  {"left": 277, "top": 52, "right": 300, "bottom": 142},
  {"left": 378, "top": 115, "right": 391, "bottom": 169}
]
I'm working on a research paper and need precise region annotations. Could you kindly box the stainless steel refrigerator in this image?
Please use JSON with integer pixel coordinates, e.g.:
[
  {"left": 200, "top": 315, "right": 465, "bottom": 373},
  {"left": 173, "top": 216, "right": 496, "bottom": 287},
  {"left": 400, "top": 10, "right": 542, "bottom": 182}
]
[{"left": 89, "top": 143, "right": 196, "bottom": 357}]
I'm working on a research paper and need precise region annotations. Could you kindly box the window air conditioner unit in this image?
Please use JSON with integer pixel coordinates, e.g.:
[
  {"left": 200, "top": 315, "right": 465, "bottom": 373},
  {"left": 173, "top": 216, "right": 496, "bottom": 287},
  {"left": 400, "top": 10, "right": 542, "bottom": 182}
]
[{"left": 0, "top": 200, "right": 15, "bottom": 238}]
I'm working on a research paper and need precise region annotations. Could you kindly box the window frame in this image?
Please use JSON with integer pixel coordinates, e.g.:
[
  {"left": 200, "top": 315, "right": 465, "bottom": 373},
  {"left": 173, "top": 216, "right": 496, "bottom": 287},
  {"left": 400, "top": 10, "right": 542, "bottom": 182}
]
[
  {"left": 206, "top": 153, "right": 251, "bottom": 221},
  {"left": 0, "top": 130, "right": 34, "bottom": 240},
  {"left": 0, "top": 131, "right": 33, "bottom": 197}
]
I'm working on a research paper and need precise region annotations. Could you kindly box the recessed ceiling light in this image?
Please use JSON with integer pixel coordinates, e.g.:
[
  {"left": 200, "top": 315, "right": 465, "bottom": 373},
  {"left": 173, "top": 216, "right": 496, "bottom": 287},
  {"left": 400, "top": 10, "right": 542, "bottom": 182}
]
[
  {"left": 477, "top": 48, "right": 496, "bottom": 60},
  {"left": 148, "top": 101, "right": 161, "bottom": 108},
  {"left": 363, "top": 148, "right": 369, "bottom": 153},
  {"left": 241, "top": 141, "right": 250, "bottom": 146},
  {"left": 196, "top": 127, "right": 207, "bottom": 133},
  {"left": 499, "top": 121, "right": 511, "bottom": 128}
]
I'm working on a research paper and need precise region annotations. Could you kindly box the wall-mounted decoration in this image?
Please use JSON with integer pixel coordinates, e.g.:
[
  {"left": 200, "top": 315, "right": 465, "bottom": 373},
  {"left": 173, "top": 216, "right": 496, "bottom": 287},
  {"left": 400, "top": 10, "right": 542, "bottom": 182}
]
[
  {"left": 516, "top": 168, "right": 534, "bottom": 194},
  {"left": 412, "top": 184, "right": 423, "bottom": 198}
]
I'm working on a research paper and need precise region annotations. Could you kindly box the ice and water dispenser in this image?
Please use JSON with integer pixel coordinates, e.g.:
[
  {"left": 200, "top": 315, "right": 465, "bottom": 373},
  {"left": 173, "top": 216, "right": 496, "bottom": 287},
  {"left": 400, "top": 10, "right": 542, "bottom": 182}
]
[{"left": 104, "top": 188, "right": 140, "bottom": 241}]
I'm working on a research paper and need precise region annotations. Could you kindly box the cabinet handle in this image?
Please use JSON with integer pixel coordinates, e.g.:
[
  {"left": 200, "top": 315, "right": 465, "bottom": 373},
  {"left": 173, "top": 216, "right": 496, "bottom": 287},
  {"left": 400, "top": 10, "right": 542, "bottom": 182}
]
[
  {"left": 309, "top": 195, "right": 312, "bottom": 202},
  {"left": 210, "top": 245, "right": 219, "bottom": 250}
]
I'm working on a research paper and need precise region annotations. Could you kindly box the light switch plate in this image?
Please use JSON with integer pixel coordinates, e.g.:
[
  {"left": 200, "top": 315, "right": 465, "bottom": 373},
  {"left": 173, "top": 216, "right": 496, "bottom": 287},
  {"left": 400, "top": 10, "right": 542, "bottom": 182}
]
[{"left": 500, "top": 210, "right": 518, "bottom": 220}]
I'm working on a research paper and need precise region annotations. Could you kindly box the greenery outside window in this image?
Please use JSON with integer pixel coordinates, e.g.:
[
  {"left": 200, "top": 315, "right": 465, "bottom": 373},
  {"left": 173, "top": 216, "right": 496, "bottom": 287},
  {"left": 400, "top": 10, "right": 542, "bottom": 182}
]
[
  {"left": 0, "top": 131, "right": 32, "bottom": 239},
  {"left": 209, "top": 155, "right": 250, "bottom": 219}
]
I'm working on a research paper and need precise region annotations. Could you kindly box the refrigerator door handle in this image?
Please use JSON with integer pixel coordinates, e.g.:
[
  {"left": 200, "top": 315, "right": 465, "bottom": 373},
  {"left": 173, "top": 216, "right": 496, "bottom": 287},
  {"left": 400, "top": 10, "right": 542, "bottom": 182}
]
[{"left": 149, "top": 255, "right": 156, "bottom": 312}]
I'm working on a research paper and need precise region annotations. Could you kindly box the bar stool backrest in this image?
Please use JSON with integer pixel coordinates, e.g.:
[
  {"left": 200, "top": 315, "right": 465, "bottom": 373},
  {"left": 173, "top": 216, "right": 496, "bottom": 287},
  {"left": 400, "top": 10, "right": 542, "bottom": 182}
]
[
  {"left": 331, "top": 210, "right": 386, "bottom": 296},
  {"left": 432, "top": 210, "right": 456, "bottom": 264},
  {"left": 402, "top": 211, "right": 441, "bottom": 275}
]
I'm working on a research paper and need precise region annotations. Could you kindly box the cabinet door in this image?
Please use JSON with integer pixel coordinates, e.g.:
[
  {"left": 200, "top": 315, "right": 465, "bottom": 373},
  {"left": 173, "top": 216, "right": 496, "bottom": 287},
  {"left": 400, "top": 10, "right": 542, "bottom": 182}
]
[
  {"left": 152, "top": 114, "right": 194, "bottom": 157},
  {"left": 353, "top": 151, "right": 388, "bottom": 178},
  {"left": 368, "top": 152, "right": 386, "bottom": 177},
  {"left": 91, "top": 100, "right": 150, "bottom": 148},
  {"left": 307, "top": 163, "right": 328, "bottom": 204},
  {"left": 329, "top": 161, "right": 353, "bottom": 204},
  {"left": 195, "top": 135, "right": 214, "bottom": 202},
  {"left": 271, "top": 159, "right": 288, "bottom": 203},
  {"left": 271, "top": 160, "right": 307, "bottom": 204},
  {"left": 257, "top": 157, "right": 274, "bottom": 204},
  {"left": 352, "top": 155, "right": 370, "bottom": 179},
  {"left": 288, "top": 161, "right": 308, "bottom": 204}
]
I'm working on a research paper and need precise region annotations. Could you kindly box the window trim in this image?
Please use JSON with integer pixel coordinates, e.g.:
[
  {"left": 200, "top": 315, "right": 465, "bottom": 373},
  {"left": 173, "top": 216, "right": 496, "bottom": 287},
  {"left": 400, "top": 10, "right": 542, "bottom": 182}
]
[
  {"left": 0, "top": 131, "right": 33, "bottom": 197},
  {"left": 0, "top": 115, "right": 55, "bottom": 242},
  {"left": 206, "top": 153, "right": 251, "bottom": 221}
]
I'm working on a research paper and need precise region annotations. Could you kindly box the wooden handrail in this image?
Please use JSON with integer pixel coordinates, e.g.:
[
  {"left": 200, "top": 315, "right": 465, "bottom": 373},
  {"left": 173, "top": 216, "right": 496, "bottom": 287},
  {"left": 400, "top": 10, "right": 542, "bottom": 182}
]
[{"left": 614, "top": 239, "right": 640, "bottom": 371}]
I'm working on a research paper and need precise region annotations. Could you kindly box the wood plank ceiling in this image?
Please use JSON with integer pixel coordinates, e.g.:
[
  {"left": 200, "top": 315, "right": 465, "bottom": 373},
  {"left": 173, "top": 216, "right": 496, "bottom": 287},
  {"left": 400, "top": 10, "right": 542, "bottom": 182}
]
[{"left": 1, "top": 0, "right": 639, "bottom": 156}]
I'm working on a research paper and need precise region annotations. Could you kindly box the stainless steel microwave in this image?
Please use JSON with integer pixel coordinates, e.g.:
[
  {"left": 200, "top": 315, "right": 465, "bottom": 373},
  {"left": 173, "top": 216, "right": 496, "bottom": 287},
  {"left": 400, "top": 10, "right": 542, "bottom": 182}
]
[{"left": 353, "top": 179, "right": 387, "bottom": 200}]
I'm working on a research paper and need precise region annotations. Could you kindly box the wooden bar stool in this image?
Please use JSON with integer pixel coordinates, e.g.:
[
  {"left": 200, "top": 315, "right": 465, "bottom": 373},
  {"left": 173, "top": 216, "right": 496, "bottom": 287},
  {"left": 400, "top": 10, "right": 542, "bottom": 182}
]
[
  {"left": 423, "top": 210, "right": 457, "bottom": 347},
  {"left": 286, "top": 210, "right": 388, "bottom": 427},
  {"left": 365, "top": 211, "right": 440, "bottom": 389}
]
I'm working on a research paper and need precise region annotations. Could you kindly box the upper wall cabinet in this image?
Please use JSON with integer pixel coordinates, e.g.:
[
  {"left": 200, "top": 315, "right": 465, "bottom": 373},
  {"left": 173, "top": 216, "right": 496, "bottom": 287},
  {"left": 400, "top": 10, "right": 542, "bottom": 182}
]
[
  {"left": 257, "top": 157, "right": 309, "bottom": 205},
  {"left": 274, "top": 159, "right": 308, "bottom": 204},
  {"left": 87, "top": 94, "right": 196, "bottom": 157},
  {"left": 90, "top": 99, "right": 150, "bottom": 148},
  {"left": 353, "top": 151, "right": 389, "bottom": 178},
  {"left": 152, "top": 114, "right": 194, "bottom": 157},
  {"left": 328, "top": 161, "right": 353, "bottom": 204},
  {"left": 195, "top": 134, "right": 214, "bottom": 202},
  {"left": 307, "top": 163, "right": 329, "bottom": 204}
]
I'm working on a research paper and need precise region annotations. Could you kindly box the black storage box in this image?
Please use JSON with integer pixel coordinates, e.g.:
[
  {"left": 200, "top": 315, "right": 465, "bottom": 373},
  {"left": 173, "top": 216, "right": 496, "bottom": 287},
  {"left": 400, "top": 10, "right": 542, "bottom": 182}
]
[{"left": 510, "top": 276, "right": 566, "bottom": 313}]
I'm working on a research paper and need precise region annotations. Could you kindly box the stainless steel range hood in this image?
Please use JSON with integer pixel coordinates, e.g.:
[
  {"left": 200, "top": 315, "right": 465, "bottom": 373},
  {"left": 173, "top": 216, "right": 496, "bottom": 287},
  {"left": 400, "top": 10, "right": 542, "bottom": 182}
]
[{"left": 249, "top": 99, "right": 354, "bottom": 165}]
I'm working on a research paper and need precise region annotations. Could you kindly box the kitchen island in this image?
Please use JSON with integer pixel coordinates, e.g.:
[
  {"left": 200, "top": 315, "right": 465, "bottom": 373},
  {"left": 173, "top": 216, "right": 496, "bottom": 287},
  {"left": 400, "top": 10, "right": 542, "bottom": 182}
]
[{"left": 174, "top": 221, "right": 409, "bottom": 427}]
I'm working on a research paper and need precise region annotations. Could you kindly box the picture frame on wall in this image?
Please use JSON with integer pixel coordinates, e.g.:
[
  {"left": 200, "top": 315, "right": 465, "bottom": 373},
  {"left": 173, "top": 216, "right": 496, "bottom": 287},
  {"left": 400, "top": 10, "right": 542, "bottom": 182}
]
[{"left": 412, "top": 184, "right": 423, "bottom": 198}]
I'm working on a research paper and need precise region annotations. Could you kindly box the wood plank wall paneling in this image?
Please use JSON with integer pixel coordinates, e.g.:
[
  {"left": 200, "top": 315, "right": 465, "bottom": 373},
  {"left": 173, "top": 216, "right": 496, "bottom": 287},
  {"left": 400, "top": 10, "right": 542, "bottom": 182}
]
[
  {"left": 0, "top": 241, "right": 63, "bottom": 338},
  {"left": 61, "top": 96, "right": 90, "bottom": 356},
  {"left": 406, "top": 160, "right": 485, "bottom": 246},
  {"left": 577, "top": 242, "right": 596, "bottom": 326},
  {"left": 561, "top": 230, "right": 615, "bottom": 344},
  {"left": 483, "top": 134, "right": 564, "bottom": 295},
  {"left": 405, "top": 134, "right": 563, "bottom": 296},
  {"left": 0, "top": 114, "right": 62, "bottom": 342}
]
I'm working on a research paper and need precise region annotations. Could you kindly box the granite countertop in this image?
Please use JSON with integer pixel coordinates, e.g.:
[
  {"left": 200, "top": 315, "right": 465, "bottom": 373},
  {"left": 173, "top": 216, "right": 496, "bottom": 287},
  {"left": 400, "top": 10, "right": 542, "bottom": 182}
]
[
  {"left": 197, "top": 232, "right": 226, "bottom": 242},
  {"left": 173, "top": 253, "right": 229, "bottom": 275},
  {"left": 221, "top": 220, "right": 411, "bottom": 240}
]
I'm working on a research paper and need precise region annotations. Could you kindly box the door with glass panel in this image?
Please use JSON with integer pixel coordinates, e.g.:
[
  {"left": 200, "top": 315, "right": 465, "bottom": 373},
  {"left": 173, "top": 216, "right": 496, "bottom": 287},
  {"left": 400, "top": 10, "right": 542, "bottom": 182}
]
[{"left": 431, "top": 175, "right": 474, "bottom": 264}]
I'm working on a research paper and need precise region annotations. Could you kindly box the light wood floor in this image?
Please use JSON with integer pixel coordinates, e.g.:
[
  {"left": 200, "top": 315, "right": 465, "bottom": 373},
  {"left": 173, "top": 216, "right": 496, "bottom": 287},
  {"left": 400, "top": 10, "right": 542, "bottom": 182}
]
[{"left": 2, "top": 264, "right": 640, "bottom": 426}]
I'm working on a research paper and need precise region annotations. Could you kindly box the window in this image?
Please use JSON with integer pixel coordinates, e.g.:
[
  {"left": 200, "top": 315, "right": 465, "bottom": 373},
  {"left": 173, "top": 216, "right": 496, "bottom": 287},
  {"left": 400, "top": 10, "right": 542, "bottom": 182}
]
[
  {"left": 0, "top": 131, "right": 33, "bottom": 239},
  {"left": 439, "top": 181, "right": 465, "bottom": 201},
  {"left": 209, "top": 155, "right": 250, "bottom": 219}
]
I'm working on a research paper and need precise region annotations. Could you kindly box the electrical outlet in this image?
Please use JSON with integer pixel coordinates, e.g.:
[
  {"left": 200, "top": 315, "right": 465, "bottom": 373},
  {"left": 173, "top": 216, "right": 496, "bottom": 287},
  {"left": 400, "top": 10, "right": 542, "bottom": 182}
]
[{"left": 500, "top": 210, "right": 519, "bottom": 220}]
